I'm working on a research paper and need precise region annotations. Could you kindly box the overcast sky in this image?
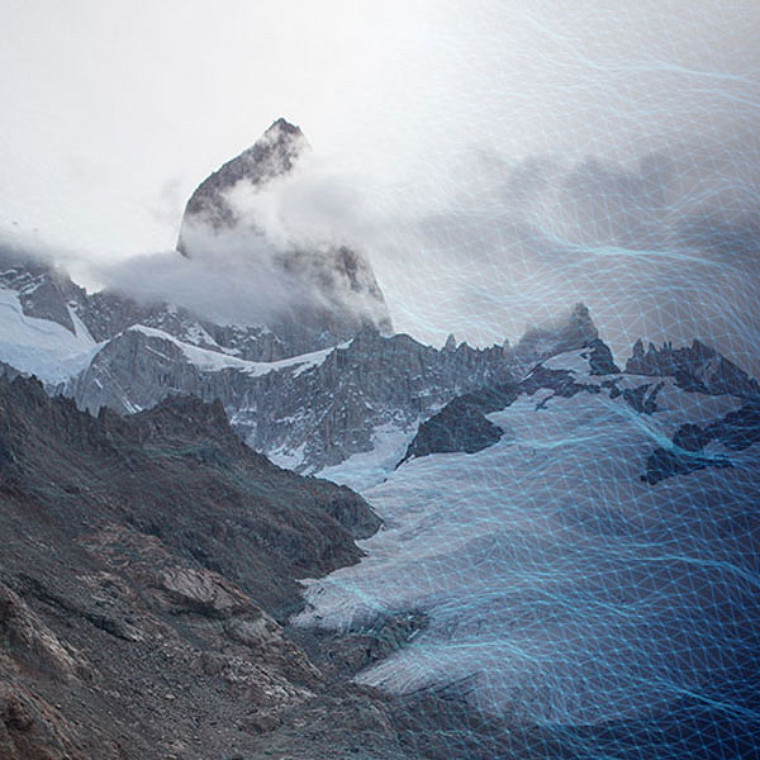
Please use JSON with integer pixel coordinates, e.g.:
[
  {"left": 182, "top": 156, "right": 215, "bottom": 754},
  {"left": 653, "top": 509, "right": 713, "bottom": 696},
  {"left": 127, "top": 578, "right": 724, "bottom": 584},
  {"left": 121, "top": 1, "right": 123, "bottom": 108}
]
[{"left": 2, "top": 1, "right": 759, "bottom": 361}]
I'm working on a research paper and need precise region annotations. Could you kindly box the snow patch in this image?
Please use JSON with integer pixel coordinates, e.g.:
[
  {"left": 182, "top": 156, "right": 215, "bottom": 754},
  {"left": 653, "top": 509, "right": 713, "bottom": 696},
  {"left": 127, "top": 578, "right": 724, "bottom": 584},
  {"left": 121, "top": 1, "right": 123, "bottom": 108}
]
[
  {"left": 127, "top": 324, "right": 339, "bottom": 377},
  {"left": 316, "top": 421, "right": 420, "bottom": 491},
  {"left": 0, "top": 287, "right": 102, "bottom": 384}
]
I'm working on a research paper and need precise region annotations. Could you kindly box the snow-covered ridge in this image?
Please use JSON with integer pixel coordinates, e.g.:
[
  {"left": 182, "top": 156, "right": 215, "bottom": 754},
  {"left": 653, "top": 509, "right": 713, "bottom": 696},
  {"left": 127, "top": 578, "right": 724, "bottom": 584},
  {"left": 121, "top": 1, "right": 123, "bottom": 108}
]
[{"left": 126, "top": 324, "right": 342, "bottom": 377}]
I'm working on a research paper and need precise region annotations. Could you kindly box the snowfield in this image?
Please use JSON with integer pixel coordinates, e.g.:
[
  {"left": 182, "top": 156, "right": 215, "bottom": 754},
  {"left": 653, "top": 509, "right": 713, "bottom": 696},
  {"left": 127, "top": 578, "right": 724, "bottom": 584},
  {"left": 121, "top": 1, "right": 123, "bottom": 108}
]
[
  {"left": 128, "top": 324, "right": 342, "bottom": 377},
  {"left": 299, "top": 350, "right": 760, "bottom": 727}
]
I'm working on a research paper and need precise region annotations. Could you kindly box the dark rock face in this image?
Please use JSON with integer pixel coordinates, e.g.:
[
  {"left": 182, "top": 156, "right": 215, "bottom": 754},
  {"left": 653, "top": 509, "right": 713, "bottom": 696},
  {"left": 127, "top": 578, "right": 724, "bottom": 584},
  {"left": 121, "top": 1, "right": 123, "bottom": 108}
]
[
  {"left": 642, "top": 446, "right": 729, "bottom": 484},
  {"left": 644, "top": 401, "right": 760, "bottom": 484},
  {"left": 621, "top": 381, "right": 664, "bottom": 414},
  {"left": 626, "top": 338, "right": 759, "bottom": 398},
  {"left": 0, "top": 375, "right": 379, "bottom": 616},
  {"left": 401, "top": 383, "right": 520, "bottom": 462},
  {"left": 401, "top": 398, "right": 505, "bottom": 461},
  {"left": 587, "top": 337, "right": 620, "bottom": 375}
]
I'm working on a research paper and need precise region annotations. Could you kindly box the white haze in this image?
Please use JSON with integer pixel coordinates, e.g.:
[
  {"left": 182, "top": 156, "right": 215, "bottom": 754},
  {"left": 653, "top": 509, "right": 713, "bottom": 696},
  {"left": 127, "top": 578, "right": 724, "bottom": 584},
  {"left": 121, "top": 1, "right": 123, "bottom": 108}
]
[{"left": 1, "top": 0, "right": 759, "bottom": 369}]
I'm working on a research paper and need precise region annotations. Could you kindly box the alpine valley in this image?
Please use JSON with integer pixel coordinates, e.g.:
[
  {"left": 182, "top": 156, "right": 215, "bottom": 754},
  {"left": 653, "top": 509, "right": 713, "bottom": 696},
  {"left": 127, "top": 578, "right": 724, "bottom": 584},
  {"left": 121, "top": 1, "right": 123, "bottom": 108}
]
[{"left": 1, "top": 120, "right": 758, "bottom": 760}]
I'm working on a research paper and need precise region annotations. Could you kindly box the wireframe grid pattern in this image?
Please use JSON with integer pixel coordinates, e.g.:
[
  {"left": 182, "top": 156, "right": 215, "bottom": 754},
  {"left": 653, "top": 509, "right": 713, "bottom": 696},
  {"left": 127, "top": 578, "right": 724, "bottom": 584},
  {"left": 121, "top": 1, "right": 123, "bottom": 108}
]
[{"left": 300, "top": 350, "right": 760, "bottom": 758}]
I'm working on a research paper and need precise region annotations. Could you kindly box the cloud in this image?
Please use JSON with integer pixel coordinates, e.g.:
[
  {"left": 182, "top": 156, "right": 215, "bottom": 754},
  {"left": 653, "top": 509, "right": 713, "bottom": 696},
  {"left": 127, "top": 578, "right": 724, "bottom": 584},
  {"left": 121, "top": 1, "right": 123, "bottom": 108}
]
[
  {"left": 83, "top": 129, "right": 760, "bottom": 378},
  {"left": 93, "top": 234, "right": 318, "bottom": 328}
]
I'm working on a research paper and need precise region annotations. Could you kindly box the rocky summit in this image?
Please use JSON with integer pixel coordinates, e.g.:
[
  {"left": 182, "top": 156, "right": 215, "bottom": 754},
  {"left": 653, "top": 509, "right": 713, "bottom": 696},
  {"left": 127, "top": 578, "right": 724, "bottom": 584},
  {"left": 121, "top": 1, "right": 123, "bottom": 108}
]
[
  {"left": 177, "top": 118, "right": 393, "bottom": 352},
  {"left": 177, "top": 118, "right": 308, "bottom": 239}
]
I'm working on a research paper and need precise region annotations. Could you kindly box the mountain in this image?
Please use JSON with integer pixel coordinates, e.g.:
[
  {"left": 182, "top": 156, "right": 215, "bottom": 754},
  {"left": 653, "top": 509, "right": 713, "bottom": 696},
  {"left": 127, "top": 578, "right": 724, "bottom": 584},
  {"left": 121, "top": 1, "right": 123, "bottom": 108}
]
[
  {"left": 0, "top": 250, "right": 515, "bottom": 475},
  {"left": 5, "top": 237, "right": 755, "bottom": 486},
  {"left": 70, "top": 324, "right": 516, "bottom": 476},
  {"left": 2, "top": 248, "right": 759, "bottom": 757},
  {"left": 0, "top": 374, "right": 462, "bottom": 760},
  {"left": 177, "top": 118, "right": 393, "bottom": 352},
  {"left": 3, "top": 331, "right": 758, "bottom": 758},
  {"left": 1, "top": 120, "right": 759, "bottom": 758},
  {"left": 0, "top": 373, "right": 570, "bottom": 760},
  {"left": 0, "top": 126, "right": 617, "bottom": 479}
]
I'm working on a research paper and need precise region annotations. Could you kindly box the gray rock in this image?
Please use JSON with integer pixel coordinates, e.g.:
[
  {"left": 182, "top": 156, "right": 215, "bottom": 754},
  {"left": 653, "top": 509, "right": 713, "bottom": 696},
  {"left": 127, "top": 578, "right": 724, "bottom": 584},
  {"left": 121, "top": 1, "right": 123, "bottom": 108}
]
[
  {"left": 70, "top": 324, "right": 514, "bottom": 472},
  {"left": 626, "top": 338, "right": 759, "bottom": 398},
  {"left": 0, "top": 256, "right": 82, "bottom": 335},
  {"left": 514, "top": 302, "right": 598, "bottom": 369}
]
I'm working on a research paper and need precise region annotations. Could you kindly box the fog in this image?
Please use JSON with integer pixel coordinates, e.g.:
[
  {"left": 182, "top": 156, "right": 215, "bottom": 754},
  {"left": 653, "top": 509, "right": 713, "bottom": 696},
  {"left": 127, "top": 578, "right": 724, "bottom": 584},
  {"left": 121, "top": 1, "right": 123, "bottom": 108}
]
[{"left": 1, "top": 0, "right": 759, "bottom": 369}]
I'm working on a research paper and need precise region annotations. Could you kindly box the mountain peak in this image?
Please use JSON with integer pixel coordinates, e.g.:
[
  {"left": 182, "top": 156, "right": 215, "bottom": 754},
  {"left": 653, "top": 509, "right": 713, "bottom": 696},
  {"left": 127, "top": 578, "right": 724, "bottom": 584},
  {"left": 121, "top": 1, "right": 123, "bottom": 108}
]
[
  {"left": 514, "top": 301, "right": 599, "bottom": 366},
  {"left": 178, "top": 118, "right": 308, "bottom": 246},
  {"left": 175, "top": 120, "right": 392, "bottom": 353},
  {"left": 265, "top": 117, "right": 303, "bottom": 137}
]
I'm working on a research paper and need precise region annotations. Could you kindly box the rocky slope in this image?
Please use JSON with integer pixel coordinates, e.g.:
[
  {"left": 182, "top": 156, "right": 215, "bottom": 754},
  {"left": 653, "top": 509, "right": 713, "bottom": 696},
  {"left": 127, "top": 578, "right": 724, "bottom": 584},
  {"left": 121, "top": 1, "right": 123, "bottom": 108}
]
[
  {"left": 4, "top": 371, "right": 586, "bottom": 760},
  {"left": 0, "top": 374, "right": 421, "bottom": 759}
]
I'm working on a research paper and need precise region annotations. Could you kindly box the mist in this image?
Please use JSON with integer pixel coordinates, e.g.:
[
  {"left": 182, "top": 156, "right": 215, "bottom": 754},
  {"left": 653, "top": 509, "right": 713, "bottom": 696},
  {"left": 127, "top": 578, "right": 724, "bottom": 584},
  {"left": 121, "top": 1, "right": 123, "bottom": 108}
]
[
  {"left": 65, "top": 128, "right": 758, "bottom": 382},
  {"left": 2, "top": 0, "right": 759, "bottom": 371}
]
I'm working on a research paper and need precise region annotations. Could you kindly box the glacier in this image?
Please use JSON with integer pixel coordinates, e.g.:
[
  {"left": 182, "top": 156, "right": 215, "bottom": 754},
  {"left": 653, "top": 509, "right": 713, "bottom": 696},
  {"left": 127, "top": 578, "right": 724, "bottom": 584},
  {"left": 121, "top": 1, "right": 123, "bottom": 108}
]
[{"left": 295, "top": 347, "right": 760, "bottom": 744}]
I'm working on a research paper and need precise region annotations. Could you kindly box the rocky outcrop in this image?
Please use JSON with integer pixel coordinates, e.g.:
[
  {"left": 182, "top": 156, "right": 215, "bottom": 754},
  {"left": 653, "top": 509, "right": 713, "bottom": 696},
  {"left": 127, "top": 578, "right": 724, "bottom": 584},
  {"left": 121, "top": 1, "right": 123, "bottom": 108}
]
[
  {"left": 643, "top": 400, "right": 760, "bottom": 484},
  {"left": 0, "top": 252, "right": 82, "bottom": 335},
  {"left": 178, "top": 118, "right": 308, "bottom": 241},
  {"left": 514, "top": 302, "right": 598, "bottom": 367},
  {"left": 0, "top": 682, "right": 85, "bottom": 760},
  {"left": 587, "top": 337, "right": 621, "bottom": 375},
  {"left": 620, "top": 380, "right": 664, "bottom": 414},
  {"left": 402, "top": 335, "right": 614, "bottom": 464},
  {"left": 626, "top": 338, "right": 759, "bottom": 398},
  {"left": 401, "top": 386, "right": 516, "bottom": 462},
  {"left": 0, "top": 582, "right": 90, "bottom": 681}
]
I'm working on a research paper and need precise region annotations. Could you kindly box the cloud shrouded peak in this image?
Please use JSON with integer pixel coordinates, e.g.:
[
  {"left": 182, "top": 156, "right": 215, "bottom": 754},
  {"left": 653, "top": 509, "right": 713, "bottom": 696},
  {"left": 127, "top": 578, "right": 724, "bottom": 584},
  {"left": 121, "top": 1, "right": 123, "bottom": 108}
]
[
  {"left": 178, "top": 118, "right": 308, "bottom": 249},
  {"left": 174, "top": 119, "right": 392, "bottom": 352}
]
